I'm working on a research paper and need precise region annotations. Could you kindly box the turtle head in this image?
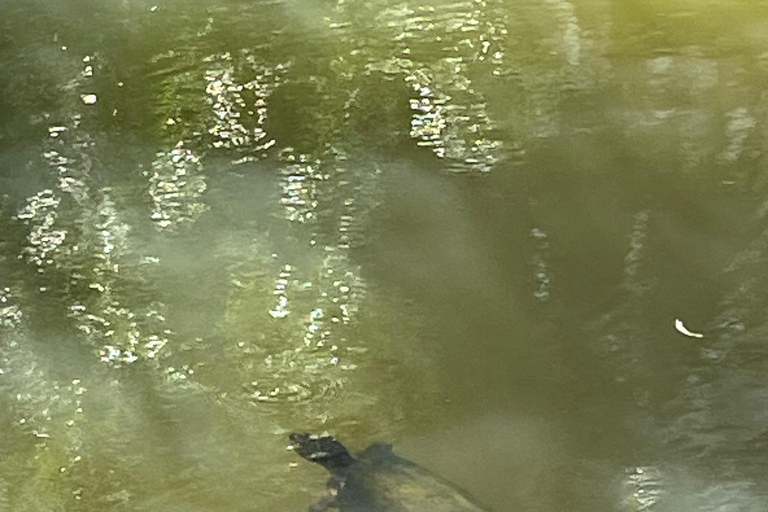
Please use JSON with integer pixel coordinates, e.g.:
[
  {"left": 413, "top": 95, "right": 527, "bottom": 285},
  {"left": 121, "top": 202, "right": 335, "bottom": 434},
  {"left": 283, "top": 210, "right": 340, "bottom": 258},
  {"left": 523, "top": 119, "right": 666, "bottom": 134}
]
[{"left": 289, "top": 433, "right": 356, "bottom": 472}]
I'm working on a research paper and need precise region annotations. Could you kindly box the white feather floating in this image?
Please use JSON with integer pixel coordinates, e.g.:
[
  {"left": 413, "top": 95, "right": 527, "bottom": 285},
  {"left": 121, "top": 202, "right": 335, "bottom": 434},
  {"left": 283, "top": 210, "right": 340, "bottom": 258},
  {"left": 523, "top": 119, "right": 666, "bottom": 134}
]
[{"left": 674, "top": 318, "right": 703, "bottom": 338}]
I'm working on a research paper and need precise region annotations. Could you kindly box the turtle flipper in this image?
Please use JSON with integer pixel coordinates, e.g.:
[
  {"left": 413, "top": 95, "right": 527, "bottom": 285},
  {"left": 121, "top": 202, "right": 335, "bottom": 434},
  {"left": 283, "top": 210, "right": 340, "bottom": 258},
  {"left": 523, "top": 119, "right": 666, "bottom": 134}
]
[
  {"left": 357, "top": 442, "right": 395, "bottom": 462},
  {"left": 289, "top": 433, "right": 356, "bottom": 472}
]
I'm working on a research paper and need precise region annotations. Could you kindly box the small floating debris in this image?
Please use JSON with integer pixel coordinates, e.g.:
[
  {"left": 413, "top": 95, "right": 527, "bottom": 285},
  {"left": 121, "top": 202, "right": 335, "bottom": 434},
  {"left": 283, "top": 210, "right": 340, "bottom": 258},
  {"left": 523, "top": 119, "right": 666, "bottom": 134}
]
[
  {"left": 80, "top": 94, "right": 98, "bottom": 105},
  {"left": 674, "top": 318, "right": 703, "bottom": 338}
]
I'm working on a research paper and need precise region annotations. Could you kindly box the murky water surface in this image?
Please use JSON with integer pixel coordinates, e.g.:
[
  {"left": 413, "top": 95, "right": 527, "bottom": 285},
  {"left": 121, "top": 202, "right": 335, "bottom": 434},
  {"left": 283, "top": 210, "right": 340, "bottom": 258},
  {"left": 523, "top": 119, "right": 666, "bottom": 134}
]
[{"left": 2, "top": 0, "right": 768, "bottom": 510}]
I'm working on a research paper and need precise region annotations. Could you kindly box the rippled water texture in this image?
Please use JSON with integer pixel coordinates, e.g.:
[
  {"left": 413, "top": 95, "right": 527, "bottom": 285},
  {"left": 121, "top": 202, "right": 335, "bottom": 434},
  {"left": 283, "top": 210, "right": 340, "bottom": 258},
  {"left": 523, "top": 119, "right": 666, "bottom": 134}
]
[{"left": 2, "top": 0, "right": 768, "bottom": 511}]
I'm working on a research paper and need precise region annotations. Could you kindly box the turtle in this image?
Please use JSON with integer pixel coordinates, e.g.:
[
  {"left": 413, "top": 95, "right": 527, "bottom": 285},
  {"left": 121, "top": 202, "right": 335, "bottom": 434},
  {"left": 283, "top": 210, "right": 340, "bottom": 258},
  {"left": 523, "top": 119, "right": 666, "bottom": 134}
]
[{"left": 289, "top": 432, "right": 491, "bottom": 512}]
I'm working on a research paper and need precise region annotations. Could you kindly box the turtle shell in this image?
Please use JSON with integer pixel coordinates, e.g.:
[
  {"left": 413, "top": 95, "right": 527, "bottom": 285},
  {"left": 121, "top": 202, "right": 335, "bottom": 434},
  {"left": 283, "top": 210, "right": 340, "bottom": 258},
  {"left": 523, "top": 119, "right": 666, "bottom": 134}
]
[{"left": 290, "top": 433, "right": 490, "bottom": 512}]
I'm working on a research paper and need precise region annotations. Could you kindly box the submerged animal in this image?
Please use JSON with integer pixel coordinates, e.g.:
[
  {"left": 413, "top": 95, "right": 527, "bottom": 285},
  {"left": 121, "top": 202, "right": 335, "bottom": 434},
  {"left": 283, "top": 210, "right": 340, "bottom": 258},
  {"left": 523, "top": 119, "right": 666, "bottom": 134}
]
[{"left": 289, "top": 433, "right": 490, "bottom": 512}]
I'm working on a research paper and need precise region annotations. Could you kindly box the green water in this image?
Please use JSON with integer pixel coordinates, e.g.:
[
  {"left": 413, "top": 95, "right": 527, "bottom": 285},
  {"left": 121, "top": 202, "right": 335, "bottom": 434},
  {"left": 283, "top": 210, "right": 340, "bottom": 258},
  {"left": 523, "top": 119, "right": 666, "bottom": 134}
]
[{"left": 1, "top": 0, "right": 768, "bottom": 510}]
